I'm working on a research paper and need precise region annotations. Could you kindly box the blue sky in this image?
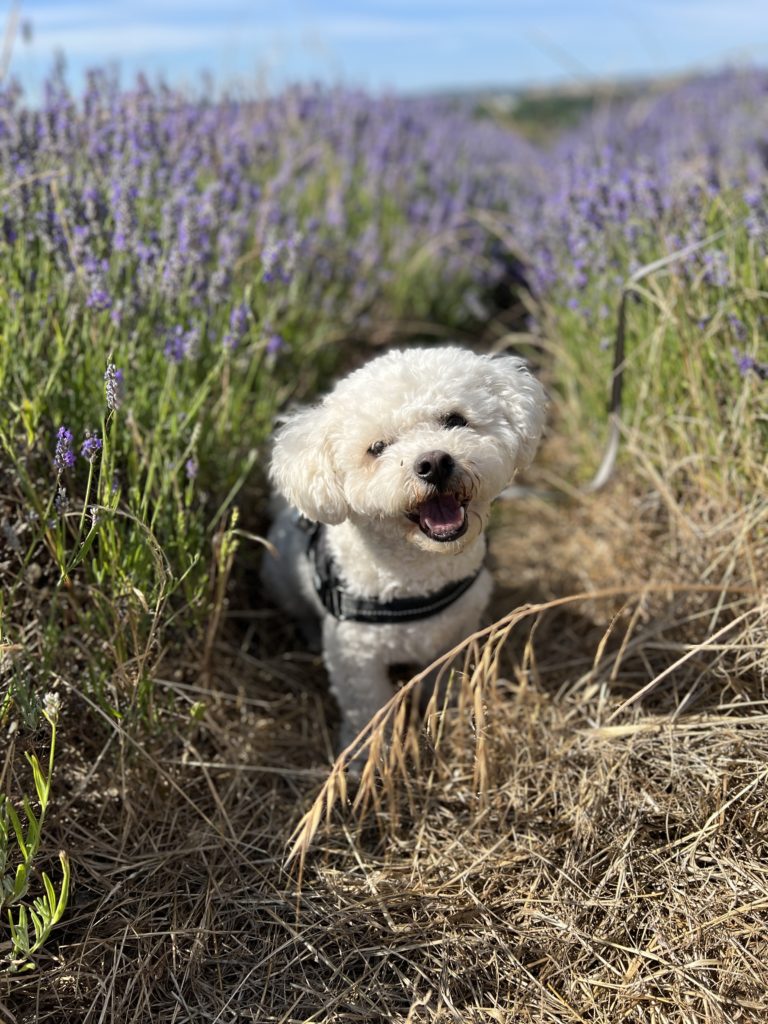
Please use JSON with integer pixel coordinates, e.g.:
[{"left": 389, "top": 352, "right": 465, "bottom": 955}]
[{"left": 7, "top": 0, "right": 768, "bottom": 97}]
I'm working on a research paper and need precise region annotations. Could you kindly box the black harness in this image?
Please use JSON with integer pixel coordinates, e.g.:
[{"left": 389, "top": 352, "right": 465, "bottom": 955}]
[{"left": 299, "top": 517, "right": 481, "bottom": 624}]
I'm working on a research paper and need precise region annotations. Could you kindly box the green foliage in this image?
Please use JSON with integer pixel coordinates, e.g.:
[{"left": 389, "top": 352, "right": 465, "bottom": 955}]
[
  {"left": 544, "top": 194, "right": 768, "bottom": 496},
  {"left": 1, "top": 700, "right": 70, "bottom": 973}
]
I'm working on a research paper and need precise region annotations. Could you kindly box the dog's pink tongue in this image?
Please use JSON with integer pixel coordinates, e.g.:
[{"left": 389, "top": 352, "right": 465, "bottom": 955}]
[{"left": 420, "top": 494, "right": 464, "bottom": 537}]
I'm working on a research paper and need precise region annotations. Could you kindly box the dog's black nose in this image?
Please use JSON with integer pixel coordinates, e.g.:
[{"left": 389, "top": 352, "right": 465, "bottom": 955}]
[{"left": 414, "top": 450, "right": 455, "bottom": 488}]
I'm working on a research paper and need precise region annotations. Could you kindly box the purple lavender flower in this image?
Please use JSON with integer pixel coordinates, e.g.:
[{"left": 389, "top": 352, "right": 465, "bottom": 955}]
[
  {"left": 726, "top": 314, "right": 747, "bottom": 341},
  {"left": 53, "top": 426, "right": 75, "bottom": 473},
  {"left": 266, "top": 332, "right": 284, "bottom": 355},
  {"left": 86, "top": 286, "right": 111, "bottom": 310},
  {"left": 733, "top": 349, "right": 768, "bottom": 380},
  {"left": 223, "top": 301, "right": 249, "bottom": 350},
  {"left": 185, "top": 457, "right": 198, "bottom": 480},
  {"left": 104, "top": 363, "right": 123, "bottom": 411},
  {"left": 81, "top": 431, "right": 102, "bottom": 461},
  {"left": 164, "top": 325, "right": 199, "bottom": 363},
  {"left": 261, "top": 232, "right": 301, "bottom": 285},
  {"left": 734, "top": 349, "right": 755, "bottom": 375},
  {"left": 261, "top": 238, "right": 281, "bottom": 283}
]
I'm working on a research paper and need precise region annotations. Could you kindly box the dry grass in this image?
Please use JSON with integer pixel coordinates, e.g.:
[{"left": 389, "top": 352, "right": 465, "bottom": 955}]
[{"left": 2, "top": 458, "right": 767, "bottom": 1023}]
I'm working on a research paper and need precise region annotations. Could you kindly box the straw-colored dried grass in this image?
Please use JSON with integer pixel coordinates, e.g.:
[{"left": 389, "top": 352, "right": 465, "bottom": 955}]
[{"left": 2, "top": 469, "right": 767, "bottom": 1023}]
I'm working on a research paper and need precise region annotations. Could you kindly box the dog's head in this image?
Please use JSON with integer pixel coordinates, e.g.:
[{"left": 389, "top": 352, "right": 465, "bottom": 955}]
[{"left": 270, "top": 347, "right": 546, "bottom": 552}]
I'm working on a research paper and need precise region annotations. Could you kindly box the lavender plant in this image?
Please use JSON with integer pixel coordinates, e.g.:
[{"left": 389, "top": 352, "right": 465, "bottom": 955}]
[{"left": 0, "top": 69, "right": 542, "bottom": 693}]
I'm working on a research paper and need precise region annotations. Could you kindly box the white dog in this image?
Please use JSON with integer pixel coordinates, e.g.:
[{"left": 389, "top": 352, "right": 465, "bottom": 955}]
[{"left": 262, "top": 346, "right": 546, "bottom": 753}]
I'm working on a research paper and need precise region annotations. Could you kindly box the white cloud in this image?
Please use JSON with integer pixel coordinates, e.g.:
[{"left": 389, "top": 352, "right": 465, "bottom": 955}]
[
  {"left": 17, "top": 8, "right": 522, "bottom": 61},
  {"left": 22, "top": 21, "right": 241, "bottom": 56}
]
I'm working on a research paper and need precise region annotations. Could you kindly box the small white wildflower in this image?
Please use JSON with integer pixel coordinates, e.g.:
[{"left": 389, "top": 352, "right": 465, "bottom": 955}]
[
  {"left": 43, "top": 691, "right": 62, "bottom": 723},
  {"left": 104, "top": 362, "right": 124, "bottom": 411},
  {"left": 54, "top": 486, "right": 69, "bottom": 515}
]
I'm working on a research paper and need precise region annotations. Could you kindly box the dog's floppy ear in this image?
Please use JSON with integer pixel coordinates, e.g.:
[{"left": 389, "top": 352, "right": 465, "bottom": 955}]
[
  {"left": 486, "top": 355, "right": 547, "bottom": 469},
  {"left": 269, "top": 404, "right": 349, "bottom": 524}
]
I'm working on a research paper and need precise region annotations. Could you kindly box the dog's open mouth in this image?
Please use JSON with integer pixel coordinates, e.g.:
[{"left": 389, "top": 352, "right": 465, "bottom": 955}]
[{"left": 406, "top": 493, "right": 469, "bottom": 543}]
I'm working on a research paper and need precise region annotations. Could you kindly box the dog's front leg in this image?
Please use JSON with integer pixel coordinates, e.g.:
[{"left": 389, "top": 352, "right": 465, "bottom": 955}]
[{"left": 322, "top": 617, "right": 394, "bottom": 755}]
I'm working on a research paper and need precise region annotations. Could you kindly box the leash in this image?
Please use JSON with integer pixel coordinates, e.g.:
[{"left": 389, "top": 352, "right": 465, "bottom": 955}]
[{"left": 500, "top": 228, "right": 727, "bottom": 501}]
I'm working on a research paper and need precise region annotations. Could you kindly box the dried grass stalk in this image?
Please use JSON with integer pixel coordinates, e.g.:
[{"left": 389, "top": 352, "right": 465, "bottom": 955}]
[{"left": 286, "top": 581, "right": 759, "bottom": 874}]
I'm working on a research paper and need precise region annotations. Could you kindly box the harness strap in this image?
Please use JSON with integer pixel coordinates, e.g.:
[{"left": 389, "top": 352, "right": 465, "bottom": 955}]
[{"left": 299, "top": 516, "right": 481, "bottom": 624}]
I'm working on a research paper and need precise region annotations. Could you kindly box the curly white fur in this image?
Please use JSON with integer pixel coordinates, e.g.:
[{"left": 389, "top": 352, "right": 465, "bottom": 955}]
[{"left": 261, "top": 346, "right": 546, "bottom": 753}]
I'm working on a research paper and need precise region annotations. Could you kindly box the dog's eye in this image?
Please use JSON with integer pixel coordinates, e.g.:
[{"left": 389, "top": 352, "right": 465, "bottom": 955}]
[
  {"left": 442, "top": 412, "right": 467, "bottom": 429},
  {"left": 367, "top": 440, "right": 388, "bottom": 457}
]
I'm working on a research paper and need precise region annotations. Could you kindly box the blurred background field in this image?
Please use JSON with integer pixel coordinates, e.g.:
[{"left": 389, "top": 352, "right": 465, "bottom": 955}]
[{"left": 0, "top": 2, "right": 767, "bottom": 1020}]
